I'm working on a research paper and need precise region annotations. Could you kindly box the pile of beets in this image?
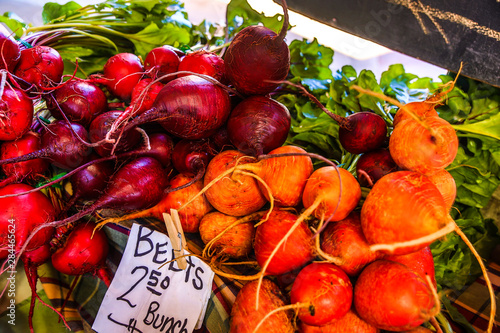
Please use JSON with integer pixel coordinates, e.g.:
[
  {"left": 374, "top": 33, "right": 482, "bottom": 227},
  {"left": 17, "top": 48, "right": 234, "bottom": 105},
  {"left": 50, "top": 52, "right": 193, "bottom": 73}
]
[{"left": 0, "top": 1, "right": 491, "bottom": 332}]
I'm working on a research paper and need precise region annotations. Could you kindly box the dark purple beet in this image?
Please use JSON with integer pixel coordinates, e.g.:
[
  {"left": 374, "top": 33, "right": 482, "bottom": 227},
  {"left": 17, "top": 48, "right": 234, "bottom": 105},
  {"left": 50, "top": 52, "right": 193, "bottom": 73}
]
[
  {"left": 168, "top": 138, "right": 217, "bottom": 193},
  {"left": 0, "top": 120, "right": 92, "bottom": 170},
  {"left": 356, "top": 148, "right": 398, "bottom": 187},
  {"left": 46, "top": 80, "right": 107, "bottom": 126},
  {"left": 339, "top": 111, "right": 388, "bottom": 154},
  {"left": 139, "top": 132, "right": 174, "bottom": 167},
  {"left": 125, "top": 75, "right": 232, "bottom": 140},
  {"left": 224, "top": 2, "right": 289, "bottom": 96},
  {"left": 172, "top": 139, "right": 216, "bottom": 176},
  {"left": 210, "top": 126, "right": 233, "bottom": 151},
  {"left": 227, "top": 95, "right": 291, "bottom": 156},
  {"left": 0, "top": 31, "right": 21, "bottom": 71},
  {"left": 42, "top": 121, "right": 92, "bottom": 169},
  {"left": 65, "top": 154, "right": 115, "bottom": 208},
  {"left": 91, "top": 156, "right": 168, "bottom": 210},
  {"left": 89, "top": 110, "right": 141, "bottom": 157}
]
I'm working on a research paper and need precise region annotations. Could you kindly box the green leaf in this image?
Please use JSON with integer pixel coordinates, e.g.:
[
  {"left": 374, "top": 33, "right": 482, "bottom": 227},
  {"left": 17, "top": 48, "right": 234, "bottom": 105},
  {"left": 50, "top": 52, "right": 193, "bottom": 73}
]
[
  {"left": 42, "top": 1, "right": 82, "bottom": 24},
  {"left": 226, "top": 0, "right": 285, "bottom": 36},
  {"left": 289, "top": 38, "right": 333, "bottom": 80},
  {"left": 452, "top": 111, "right": 500, "bottom": 141},
  {"left": 126, "top": 21, "right": 191, "bottom": 57},
  {"left": 0, "top": 12, "right": 28, "bottom": 38},
  {"left": 431, "top": 207, "right": 500, "bottom": 291}
]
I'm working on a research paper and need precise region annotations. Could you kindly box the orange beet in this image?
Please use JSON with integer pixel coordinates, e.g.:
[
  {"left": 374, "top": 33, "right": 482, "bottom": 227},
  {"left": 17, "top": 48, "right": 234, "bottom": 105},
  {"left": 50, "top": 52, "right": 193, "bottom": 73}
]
[
  {"left": 392, "top": 101, "right": 438, "bottom": 127},
  {"left": 256, "top": 145, "right": 313, "bottom": 207},
  {"left": 199, "top": 211, "right": 255, "bottom": 258},
  {"left": 426, "top": 168, "right": 456, "bottom": 211},
  {"left": 321, "top": 211, "right": 381, "bottom": 276},
  {"left": 299, "top": 308, "right": 380, "bottom": 333},
  {"left": 361, "top": 171, "right": 452, "bottom": 255},
  {"left": 230, "top": 279, "right": 293, "bottom": 333},
  {"left": 389, "top": 116, "right": 458, "bottom": 175},
  {"left": 384, "top": 246, "right": 437, "bottom": 289},
  {"left": 204, "top": 150, "right": 266, "bottom": 216},
  {"left": 354, "top": 260, "right": 438, "bottom": 331},
  {"left": 302, "top": 166, "right": 361, "bottom": 222},
  {"left": 291, "top": 262, "right": 353, "bottom": 326}
]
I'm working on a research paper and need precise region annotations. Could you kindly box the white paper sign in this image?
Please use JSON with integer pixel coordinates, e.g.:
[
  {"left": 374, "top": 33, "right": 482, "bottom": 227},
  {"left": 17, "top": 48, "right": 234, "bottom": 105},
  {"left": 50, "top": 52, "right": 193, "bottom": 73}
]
[{"left": 93, "top": 224, "right": 214, "bottom": 333}]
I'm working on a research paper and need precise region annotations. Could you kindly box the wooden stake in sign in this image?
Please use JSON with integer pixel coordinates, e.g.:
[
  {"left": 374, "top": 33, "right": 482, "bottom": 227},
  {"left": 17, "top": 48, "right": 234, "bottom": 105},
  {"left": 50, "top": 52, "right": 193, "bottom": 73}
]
[{"left": 163, "top": 209, "right": 187, "bottom": 270}]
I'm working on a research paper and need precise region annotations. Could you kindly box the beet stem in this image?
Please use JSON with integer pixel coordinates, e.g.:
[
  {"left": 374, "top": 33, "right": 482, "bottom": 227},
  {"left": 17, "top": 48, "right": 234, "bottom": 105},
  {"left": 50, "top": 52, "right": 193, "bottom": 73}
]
[
  {"left": 277, "top": 0, "right": 289, "bottom": 42},
  {"left": 96, "top": 266, "right": 113, "bottom": 287},
  {"left": 0, "top": 148, "right": 144, "bottom": 200},
  {"left": 0, "top": 149, "right": 49, "bottom": 166},
  {"left": 60, "top": 275, "right": 80, "bottom": 316},
  {"left": 164, "top": 167, "right": 205, "bottom": 194},
  {"left": 278, "top": 80, "right": 348, "bottom": 128}
]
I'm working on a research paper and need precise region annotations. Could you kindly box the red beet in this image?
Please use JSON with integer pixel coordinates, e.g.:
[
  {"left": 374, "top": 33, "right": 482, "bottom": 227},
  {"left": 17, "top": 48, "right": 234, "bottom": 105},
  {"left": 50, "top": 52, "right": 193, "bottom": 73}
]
[
  {"left": 144, "top": 45, "right": 181, "bottom": 82},
  {"left": 291, "top": 262, "right": 353, "bottom": 326},
  {"left": 126, "top": 75, "right": 232, "bottom": 140},
  {"left": 290, "top": 83, "right": 388, "bottom": 155},
  {"left": 128, "top": 78, "right": 164, "bottom": 116},
  {"left": 17, "top": 157, "right": 169, "bottom": 258},
  {"left": 14, "top": 46, "right": 64, "bottom": 90},
  {"left": 169, "top": 138, "right": 217, "bottom": 192},
  {"left": 51, "top": 222, "right": 109, "bottom": 276},
  {"left": 0, "top": 184, "right": 56, "bottom": 259},
  {"left": 46, "top": 80, "right": 107, "bottom": 126},
  {"left": 0, "top": 86, "right": 34, "bottom": 141},
  {"left": 139, "top": 132, "right": 174, "bottom": 168},
  {"left": 98, "top": 173, "right": 213, "bottom": 233},
  {"left": 64, "top": 153, "right": 115, "bottom": 209},
  {"left": 227, "top": 95, "right": 291, "bottom": 156},
  {"left": 178, "top": 50, "right": 225, "bottom": 82},
  {"left": 100, "top": 52, "right": 144, "bottom": 101},
  {"left": 0, "top": 31, "right": 21, "bottom": 71},
  {"left": 356, "top": 148, "right": 398, "bottom": 187},
  {"left": 354, "top": 260, "right": 438, "bottom": 331},
  {"left": 0, "top": 131, "right": 49, "bottom": 188}
]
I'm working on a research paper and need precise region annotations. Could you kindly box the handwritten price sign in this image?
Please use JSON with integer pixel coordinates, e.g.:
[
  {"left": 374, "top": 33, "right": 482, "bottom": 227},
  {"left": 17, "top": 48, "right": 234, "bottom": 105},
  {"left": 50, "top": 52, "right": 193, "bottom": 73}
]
[{"left": 93, "top": 224, "right": 214, "bottom": 333}]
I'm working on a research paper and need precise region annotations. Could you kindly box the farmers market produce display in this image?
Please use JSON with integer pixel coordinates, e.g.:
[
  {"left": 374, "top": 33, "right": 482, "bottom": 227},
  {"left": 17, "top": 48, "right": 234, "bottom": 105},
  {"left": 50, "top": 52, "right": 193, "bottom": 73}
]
[{"left": 0, "top": 0, "right": 499, "bottom": 332}]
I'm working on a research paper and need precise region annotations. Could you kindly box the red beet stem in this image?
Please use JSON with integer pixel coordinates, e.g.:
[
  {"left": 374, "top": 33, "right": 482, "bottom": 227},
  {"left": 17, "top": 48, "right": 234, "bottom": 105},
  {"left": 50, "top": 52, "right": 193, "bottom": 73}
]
[
  {"left": 0, "top": 149, "right": 49, "bottom": 166},
  {"left": 281, "top": 80, "right": 349, "bottom": 127},
  {"left": 96, "top": 266, "right": 113, "bottom": 287}
]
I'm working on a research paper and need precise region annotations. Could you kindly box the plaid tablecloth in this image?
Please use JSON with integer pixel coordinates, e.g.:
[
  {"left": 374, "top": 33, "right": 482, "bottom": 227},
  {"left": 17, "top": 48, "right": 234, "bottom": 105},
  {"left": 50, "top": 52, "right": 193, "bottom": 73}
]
[{"left": 1, "top": 217, "right": 499, "bottom": 333}]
